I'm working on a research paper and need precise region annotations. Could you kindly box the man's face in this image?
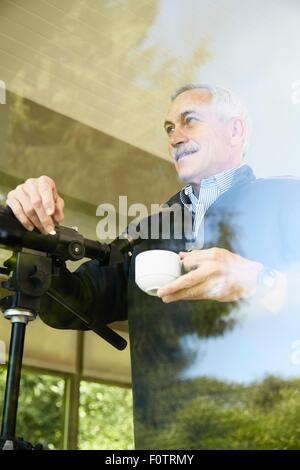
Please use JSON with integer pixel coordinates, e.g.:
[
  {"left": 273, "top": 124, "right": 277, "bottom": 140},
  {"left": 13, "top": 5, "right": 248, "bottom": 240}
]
[{"left": 164, "top": 89, "right": 237, "bottom": 184}]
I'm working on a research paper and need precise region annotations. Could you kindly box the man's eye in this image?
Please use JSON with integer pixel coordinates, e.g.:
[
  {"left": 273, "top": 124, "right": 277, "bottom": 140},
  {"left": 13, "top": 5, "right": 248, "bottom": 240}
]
[
  {"left": 185, "top": 116, "right": 196, "bottom": 125},
  {"left": 165, "top": 127, "right": 174, "bottom": 135}
]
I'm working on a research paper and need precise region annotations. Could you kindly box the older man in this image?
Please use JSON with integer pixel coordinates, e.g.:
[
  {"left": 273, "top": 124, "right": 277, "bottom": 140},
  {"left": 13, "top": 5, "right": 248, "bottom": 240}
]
[
  {"left": 5, "top": 85, "right": 287, "bottom": 310},
  {"left": 5, "top": 84, "right": 300, "bottom": 449}
]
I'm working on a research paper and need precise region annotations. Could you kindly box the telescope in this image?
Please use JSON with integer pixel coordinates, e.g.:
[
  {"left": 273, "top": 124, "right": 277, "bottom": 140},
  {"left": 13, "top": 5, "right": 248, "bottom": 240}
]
[
  {"left": 0, "top": 204, "right": 137, "bottom": 263},
  {"left": 0, "top": 204, "right": 139, "bottom": 450}
]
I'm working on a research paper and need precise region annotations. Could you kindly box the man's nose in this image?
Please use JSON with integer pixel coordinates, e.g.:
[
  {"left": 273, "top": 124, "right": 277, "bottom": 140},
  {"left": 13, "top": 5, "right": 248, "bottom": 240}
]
[{"left": 170, "top": 127, "right": 188, "bottom": 147}]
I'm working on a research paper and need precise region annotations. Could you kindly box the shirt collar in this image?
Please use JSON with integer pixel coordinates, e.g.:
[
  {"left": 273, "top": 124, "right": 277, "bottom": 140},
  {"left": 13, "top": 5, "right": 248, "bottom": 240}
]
[{"left": 182, "top": 165, "right": 241, "bottom": 202}]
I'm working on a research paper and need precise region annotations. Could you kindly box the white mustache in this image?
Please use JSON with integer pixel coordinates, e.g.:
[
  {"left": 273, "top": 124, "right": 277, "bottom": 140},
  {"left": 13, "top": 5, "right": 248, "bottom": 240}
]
[{"left": 173, "top": 143, "right": 200, "bottom": 162}]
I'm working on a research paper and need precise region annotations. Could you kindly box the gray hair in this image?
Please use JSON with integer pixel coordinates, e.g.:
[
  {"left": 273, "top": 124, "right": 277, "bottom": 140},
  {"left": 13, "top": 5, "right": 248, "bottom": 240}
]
[{"left": 171, "top": 84, "right": 251, "bottom": 157}]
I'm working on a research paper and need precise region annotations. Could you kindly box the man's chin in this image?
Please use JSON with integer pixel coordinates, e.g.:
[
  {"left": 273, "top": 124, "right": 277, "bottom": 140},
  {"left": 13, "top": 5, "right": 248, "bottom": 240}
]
[
  {"left": 174, "top": 153, "right": 208, "bottom": 184},
  {"left": 176, "top": 171, "right": 200, "bottom": 185},
  {"left": 175, "top": 163, "right": 202, "bottom": 182}
]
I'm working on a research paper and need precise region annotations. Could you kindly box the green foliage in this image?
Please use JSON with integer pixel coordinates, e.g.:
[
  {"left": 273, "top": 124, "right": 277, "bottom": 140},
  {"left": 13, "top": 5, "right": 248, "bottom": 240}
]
[
  {"left": 79, "top": 381, "right": 134, "bottom": 450},
  {"left": 3, "top": 365, "right": 300, "bottom": 450},
  {"left": 137, "top": 375, "right": 300, "bottom": 449},
  {"left": 0, "top": 367, "right": 134, "bottom": 449},
  {"left": 0, "top": 367, "right": 64, "bottom": 449}
]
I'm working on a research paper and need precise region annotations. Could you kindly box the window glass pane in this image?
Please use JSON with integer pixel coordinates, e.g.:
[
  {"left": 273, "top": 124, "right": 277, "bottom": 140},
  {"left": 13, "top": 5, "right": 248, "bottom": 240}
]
[
  {"left": 79, "top": 381, "right": 134, "bottom": 450},
  {"left": 0, "top": 367, "right": 65, "bottom": 449},
  {"left": 1, "top": 0, "right": 300, "bottom": 452}
]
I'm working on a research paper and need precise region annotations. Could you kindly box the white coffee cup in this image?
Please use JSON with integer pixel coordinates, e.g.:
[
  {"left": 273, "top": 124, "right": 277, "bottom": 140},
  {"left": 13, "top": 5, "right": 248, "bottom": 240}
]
[{"left": 135, "top": 249, "right": 182, "bottom": 296}]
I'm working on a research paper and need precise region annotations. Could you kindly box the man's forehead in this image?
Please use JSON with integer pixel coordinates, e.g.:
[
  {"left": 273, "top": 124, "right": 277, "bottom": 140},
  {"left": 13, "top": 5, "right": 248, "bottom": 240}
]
[{"left": 166, "top": 89, "right": 213, "bottom": 121}]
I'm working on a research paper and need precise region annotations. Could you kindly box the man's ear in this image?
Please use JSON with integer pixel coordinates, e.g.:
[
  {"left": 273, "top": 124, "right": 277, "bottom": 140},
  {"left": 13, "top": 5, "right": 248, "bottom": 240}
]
[{"left": 231, "top": 118, "right": 245, "bottom": 146}]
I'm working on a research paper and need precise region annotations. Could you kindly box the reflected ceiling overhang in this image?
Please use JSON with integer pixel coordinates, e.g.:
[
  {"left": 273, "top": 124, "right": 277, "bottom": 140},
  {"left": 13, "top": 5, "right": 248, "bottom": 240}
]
[{"left": 0, "top": 0, "right": 210, "bottom": 160}]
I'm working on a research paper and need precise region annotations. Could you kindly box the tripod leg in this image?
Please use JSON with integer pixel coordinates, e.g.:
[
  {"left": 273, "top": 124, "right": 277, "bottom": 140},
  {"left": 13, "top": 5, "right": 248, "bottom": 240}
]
[{"left": 1, "top": 321, "right": 26, "bottom": 438}]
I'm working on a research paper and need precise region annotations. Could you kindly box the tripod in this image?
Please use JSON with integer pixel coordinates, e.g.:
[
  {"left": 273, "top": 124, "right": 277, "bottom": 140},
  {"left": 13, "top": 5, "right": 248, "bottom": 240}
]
[
  {"left": 0, "top": 249, "right": 54, "bottom": 450},
  {"left": 0, "top": 207, "right": 136, "bottom": 450},
  {"left": 0, "top": 310, "right": 40, "bottom": 450}
]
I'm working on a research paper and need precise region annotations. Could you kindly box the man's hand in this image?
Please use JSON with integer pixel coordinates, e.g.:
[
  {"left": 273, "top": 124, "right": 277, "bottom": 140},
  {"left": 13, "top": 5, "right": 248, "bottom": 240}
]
[
  {"left": 157, "top": 248, "right": 263, "bottom": 303},
  {"left": 6, "top": 175, "right": 65, "bottom": 234}
]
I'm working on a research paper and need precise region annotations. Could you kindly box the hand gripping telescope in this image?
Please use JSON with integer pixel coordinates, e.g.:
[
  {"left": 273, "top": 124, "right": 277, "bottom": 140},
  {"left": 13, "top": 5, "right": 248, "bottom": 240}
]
[{"left": 0, "top": 205, "right": 139, "bottom": 450}]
